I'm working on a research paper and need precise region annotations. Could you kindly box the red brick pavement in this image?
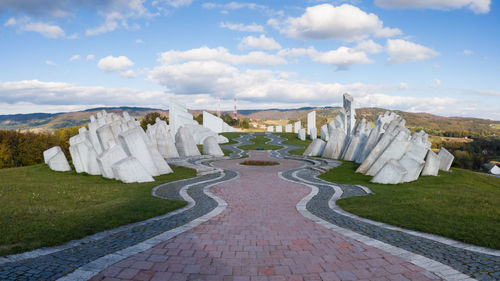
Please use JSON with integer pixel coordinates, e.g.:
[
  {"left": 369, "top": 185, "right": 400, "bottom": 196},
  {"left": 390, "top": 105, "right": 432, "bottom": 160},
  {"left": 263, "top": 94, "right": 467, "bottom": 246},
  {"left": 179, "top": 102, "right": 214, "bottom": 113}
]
[{"left": 90, "top": 151, "right": 440, "bottom": 281}]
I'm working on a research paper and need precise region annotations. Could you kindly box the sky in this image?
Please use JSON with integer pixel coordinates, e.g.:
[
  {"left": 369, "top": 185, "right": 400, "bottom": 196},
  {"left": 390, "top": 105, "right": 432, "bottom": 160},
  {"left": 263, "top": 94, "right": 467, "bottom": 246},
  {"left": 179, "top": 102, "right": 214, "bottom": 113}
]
[{"left": 0, "top": 0, "right": 499, "bottom": 120}]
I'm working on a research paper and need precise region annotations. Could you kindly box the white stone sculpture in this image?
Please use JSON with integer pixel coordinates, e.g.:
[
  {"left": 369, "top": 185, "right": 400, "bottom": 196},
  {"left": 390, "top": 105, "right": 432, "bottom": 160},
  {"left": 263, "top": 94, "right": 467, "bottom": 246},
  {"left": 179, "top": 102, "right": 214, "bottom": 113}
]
[
  {"left": 298, "top": 128, "right": 306, "bottom": 141},
  {"left": 146, "top": 118, "right": 179, "bottom": 158},
  {"left": 43, "top": 146, "right": 71, "bottom": 172},
  {"left": 343, "top": 93, "right": 356, "bottom": 135},
  {"left": 303, "top": 139, "right": 326, "bottom": 157},
  {"left": 421, "top": 150, "right": 440, "bottom": 176},
  {"left": 97, "top": 141, "right": 128, "bottom": 179},
  {"left": 203, "top": 136, "right": 224, "bottom": 157},
  {"left": 276, "top": 125, "right": 283, "bottom": 133},
  {"left": 321, "top": 128, "right": 346, "bottom": 159},
  {"left": 309, "top": 127, "right": 317, "bottom": 140},
  {"left": 169, "top": 98, "right": 198, "bottom": 137},
  {"left": 203, "top": 111, "right": 239, "bottom": 134},
  {"left": 112, "top": 157, "right": 154, "bottom": 183},
  {"left": 267, "top": 126, "right": 274, "bottom": 132},
  {"left": 285, "top": 124, "right": 293, "bottom": 133},
  {"left": 294, "top": 121, "right": 301, "bottom": 133},
  {"left": 320, "top": 124, "right": 329, "bottom": 141},
  {"left": 175, "top": 126, "right": 201, "bottom": 157},
  {"left": 438, "top": 147, "right": 454, "bottom": 172},
  {"left": 371, "top": 160, "right": 407, "bottom": 184},
  {"left": 307, "top": 111, "right": 316, "bottom": 136}
]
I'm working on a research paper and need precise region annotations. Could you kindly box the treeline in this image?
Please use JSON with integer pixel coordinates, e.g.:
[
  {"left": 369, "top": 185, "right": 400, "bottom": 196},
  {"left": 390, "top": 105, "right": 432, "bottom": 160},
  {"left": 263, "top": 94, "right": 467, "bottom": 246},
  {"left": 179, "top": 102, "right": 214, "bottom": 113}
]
[
  {"left": 0, "top": 127, "right": 80, "bottom": 169},
  {"left": 434, "top": 138, "right": 500, "bottom": 170}
]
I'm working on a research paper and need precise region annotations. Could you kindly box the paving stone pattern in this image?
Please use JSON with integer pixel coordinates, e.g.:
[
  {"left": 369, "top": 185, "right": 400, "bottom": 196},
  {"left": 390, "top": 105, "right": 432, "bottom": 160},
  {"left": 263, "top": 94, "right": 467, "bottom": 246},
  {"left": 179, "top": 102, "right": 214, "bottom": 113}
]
[
  {"left": 90, "top": 151, "right": 439, "bottom": 281},
  {"left": 271, "top": 135, "right": 500, "bottom": 281}
]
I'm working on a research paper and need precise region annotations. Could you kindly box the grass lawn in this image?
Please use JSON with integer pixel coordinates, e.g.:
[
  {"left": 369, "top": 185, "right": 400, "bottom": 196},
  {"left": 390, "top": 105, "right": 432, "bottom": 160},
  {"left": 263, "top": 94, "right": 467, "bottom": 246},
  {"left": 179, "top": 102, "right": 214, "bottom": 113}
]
[
  {"left": 319, "top": 161, "right": 500, "bottom": 249},
  {"left": 238, "top": 133, "right": 283, "bottom": 150},
  {"left": 0, "top": 164, "right": 196, "bottom": 256},
  {"left": 220, "top": 132, "right": 244, "bottom": 145},
  {"left": 276, "top": 132, "right": 312, "bottom": 155}
]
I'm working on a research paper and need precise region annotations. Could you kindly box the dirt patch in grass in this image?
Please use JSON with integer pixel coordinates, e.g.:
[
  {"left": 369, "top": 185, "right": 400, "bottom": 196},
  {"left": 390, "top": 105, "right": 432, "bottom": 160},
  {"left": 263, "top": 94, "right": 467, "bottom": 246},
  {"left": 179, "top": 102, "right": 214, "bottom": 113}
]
[{"left": 240, "top": 160, "right": 280, "bottom": 166}]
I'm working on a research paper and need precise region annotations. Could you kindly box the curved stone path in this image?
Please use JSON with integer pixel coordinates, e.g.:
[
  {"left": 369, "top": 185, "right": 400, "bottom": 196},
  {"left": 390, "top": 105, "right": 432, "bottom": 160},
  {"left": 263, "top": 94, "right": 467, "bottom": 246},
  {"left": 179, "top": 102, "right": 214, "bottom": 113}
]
[{"left": 89, "top": 151, "right": 440, "bottom": 281}]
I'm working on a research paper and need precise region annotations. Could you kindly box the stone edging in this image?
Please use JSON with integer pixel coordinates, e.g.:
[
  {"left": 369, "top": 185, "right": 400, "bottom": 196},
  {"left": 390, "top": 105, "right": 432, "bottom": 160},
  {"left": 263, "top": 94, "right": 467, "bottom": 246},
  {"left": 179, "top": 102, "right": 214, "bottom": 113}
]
[
  {"left": 57, "top": 170, "right": 240, "bottom": 281},
  {"left": 279, "top": 169, "right": 476, "bottom": 281}
]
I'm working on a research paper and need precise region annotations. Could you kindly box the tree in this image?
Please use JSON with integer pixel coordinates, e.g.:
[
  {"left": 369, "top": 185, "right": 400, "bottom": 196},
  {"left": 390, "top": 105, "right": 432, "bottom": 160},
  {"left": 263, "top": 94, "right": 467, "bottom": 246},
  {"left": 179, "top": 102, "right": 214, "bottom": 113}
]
[
  {"left": 140, "top": 112, "right": 168, "bottom": 130},
  {"left": 194, "top": 113, "right": 203, "bottom": 124}
]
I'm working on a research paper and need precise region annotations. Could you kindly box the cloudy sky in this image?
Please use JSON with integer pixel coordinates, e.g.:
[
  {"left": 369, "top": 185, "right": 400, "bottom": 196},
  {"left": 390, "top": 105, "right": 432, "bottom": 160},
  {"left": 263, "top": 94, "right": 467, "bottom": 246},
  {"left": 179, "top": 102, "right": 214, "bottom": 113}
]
[{"left": 0, "top": 0, "right": 499, "bottom": 119}]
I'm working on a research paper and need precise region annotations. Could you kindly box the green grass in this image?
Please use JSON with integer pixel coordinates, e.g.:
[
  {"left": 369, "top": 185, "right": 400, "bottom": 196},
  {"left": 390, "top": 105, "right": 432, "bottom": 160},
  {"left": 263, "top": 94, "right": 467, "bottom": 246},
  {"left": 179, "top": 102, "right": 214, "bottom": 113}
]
[
  {"left": 319, "top": 161, "right": 500, "bottom": 249},
  {"left": 0, "top": 164, "right": 196, "bottom": 256},
  {"left": 238, "top": 133, "right": 283, "bottom": 150},
  {"left": 220, "top": 132, "right": 244, "bottom": 145},
  {"left": 276, "top": 132, "right": 312, "bottom": 155}
]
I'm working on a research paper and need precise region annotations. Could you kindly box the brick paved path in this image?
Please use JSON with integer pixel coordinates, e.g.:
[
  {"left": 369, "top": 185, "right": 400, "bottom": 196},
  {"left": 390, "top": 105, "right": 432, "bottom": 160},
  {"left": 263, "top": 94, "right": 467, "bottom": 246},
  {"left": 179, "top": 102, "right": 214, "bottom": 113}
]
[{"left": 90, "top": 151, "right": 440, "bottom": 281}]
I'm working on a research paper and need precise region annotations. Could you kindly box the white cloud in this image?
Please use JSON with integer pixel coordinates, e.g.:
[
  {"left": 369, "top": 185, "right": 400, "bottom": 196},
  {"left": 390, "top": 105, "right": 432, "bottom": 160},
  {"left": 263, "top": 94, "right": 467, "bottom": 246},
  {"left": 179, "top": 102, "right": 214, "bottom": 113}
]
[
  {"left": 69, "top": 54, "right": 81, "bottom": 61},
  {"left": 273, "top": 4, "right": 402, "bottom": 42},
  {"left": 4, "top": 17, "right": 65, "bottom": 38},
  {"left": 278, "top": 45, "right": 373, "bottom": 70},
  {"left": 158, "top": 46, "right": 286, "bottom": 66},
  {"left": 463, "top": 49, "right": 474, "bottom": 55},
  {"left": 399, "top": 82, "right": 409, "bottom": 90},
  {"left": 160, "top": 0, "right": 193, "bottom": 8},
  {"left": 238, "top": 35, "right": 282, "bottom": 50},
  {"left": 430, "top": 78, "right": 442, "bottom": 89},
  {"left": 45, "top": 60, "right": 56, "bottom": 66},
  {"left": 86, "top": 54, "right": 95, "bottom": 61},
  {"left": 120, "top": 70, "right": 137, "bottom": 78},
  {"left": 220, "top": 22, "right": 264, "bottom": 32},
  {"left": 386, "top": 39, "right": 439, "bottom": 64},
  {"left": 375, "top": 0, "right": 490, "bottom": 14},
  {"left": 136, "top": 39, "right": 144, "bottom": 44},
  {"left": 85, "top": 12, "right": 121, "bottom": 36},
  {"left": 354, "top": 40, "right": 383, "bottom": 54},
  {"left": 98, "top": 55, "right": 134, "bottom": 72}
]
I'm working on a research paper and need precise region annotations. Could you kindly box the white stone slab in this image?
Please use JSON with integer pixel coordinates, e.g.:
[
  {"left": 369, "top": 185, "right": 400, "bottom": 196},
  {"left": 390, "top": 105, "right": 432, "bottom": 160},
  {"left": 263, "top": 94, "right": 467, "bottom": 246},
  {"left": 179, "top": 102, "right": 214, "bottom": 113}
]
[
  {"left": 44, "top": 147, "right": 71, "bottom": 172},
  {"left": 438, "top": 147, "right": 454, "bottom": 172},
  {"left": 267, "top": 126, "right": 274, "bottom": 132},
  {"left": 294, "top": 121, "right": 301, "bottom": 133},
  {"left": 309, "top": 127, "right": 317, "bottom": 140},
  {"left": 321, "top": 128, "right": 346, "bottom": 159},
  {"left": 285, "top": 124, "right": 292, "bottom": 133},
  {"left": 320, "top": 124, "right": 329, "bottom": 141},
  {"left": 175, "top": 126, "right": 201, "bottom": 157},
  {"left": 366, "top": 130, "right": 411, "bottom": 176},
  {"left": 298, "top": 128, "right": 306, "bottom": 141},
  {"left": 97, "top": 142, "right": 128, "bottom": 179},
  {"left": 371, "top": 159, "right": 407, "bottom": 184},
  {"left": 307, "top": 111, "right": 316, "bottom": 135},
  {"left": 421, "top": 150, "right": 440, "bottom": 176},
  {"left": 276, "top": 125, "right": 283, "bottom": 133},
  {"left": 303, "top": 139, "right": 326, "bottom": 157},
  {"left": 202, "top": 136, "right": 224, "bottom": 157},
  {"left": 399, "top": 152, "right": 426, "bottom": 183},
  {"left": 112, "top": 157, "right": 154, "bottom": 183},
  {"left": 343, "top": 93, "right": 356, "bottom": 135}
]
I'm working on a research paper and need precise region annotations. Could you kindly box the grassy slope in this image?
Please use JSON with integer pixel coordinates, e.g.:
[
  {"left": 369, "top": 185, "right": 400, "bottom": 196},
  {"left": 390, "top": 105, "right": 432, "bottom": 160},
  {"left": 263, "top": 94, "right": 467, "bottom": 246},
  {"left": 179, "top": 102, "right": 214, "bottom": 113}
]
[
  {"left": 0, "top": 165, "right": 196, "bottom": 256},
  {"left": 276, "top": 133, "right": 312, "bottom": 155},
  {"left": 319, "top": 161, "right": 500, "bottom": 249},
  {"left": 238, "top": 133, "right": 282, "bottom": 150},
  {"left": 220, "top": 132, "right": 243, "bottom": 145}
]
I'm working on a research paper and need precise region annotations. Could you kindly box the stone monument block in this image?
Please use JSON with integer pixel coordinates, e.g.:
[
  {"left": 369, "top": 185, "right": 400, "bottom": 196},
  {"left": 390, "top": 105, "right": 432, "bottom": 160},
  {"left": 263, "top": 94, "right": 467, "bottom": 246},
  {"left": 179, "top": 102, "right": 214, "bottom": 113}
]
[
  {"left": 438, "top": 147, "right": 454, "bottom": 172},
  {"left": 303, "top": 139, "right": 326, "bottom": 157},
  {"left": 112, "top": 157, "right": 154, "bottom": 183},
  {"left": 276, "top": 125, "right": 283, "bottom": 133},
  {"left": 175, "top": 126, "right": 201, "bottom": 157},
  {"left": 285, "top": 124, "right": 292, "bottom": 133},
  {"left": 320, "top": 124, "right": 329, "bottom": 141},
  {"left": 43, "top": 146, "right": 71, "bottom": 172},
  {"left": 307, "top": 111, "right": 316, "bottom": 135},
  {"left": 203, "top": 136, "right": 224, "bottom": 157},
  {"left": 421, "top": 150, "right": 440, "bottom": 176},
  {"left": 322, "top": 128, "right": 346, "bottom": 159},
  {"left": 371, "top": 159, "right": 407, "bottom": 184},
  {"left": 298, "top": 128, "right": 306, "bottom": 141},
  {"left": 97, "top": 142, "right": 128, "bottom": 179},
  {"left": 294, "top": 121, "right": 301, "bottom": 133}
]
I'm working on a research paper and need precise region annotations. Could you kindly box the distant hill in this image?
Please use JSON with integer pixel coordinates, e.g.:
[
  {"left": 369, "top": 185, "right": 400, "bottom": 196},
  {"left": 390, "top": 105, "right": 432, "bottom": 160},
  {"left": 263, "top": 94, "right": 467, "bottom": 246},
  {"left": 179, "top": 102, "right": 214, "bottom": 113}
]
[{"left": 1, "top": 106, "right": 499, "bottom": 139}]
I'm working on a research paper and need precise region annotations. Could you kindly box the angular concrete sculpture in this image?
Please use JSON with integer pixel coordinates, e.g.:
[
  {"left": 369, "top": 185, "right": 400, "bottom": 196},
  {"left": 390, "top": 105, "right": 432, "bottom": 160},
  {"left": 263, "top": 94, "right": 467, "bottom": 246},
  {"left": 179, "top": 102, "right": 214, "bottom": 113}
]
[
  {"left": 202, "top": 111, "right": 239, "bottom": 134},
  {"left": 322, "top": 128, "right": 346, "bottom": 159},
  {"left": 97, "top": 141, "right": 128, "bottom": 179},
  {"left": 307, "top": 111, "right": 316, "bottom": 136},
  {"left": 343, "top": 93, "right": 356, "bottom": 135},
  {"left": 310, "top": 127, "right": 317, "bottom": 140},
  {"left": 285, "top": 124, "right": 293, "bottom": 133},
  {"left": 421, "top": 150, "right": 440, "bottom": 176},
  {"left": 298, "top": 128, "right": 306, "bottom": 141},
  {"left": 276, "top": 125, "right": 283, "bottom": 133},
  {"left": 438, "top": 147, "right": 454, "bottom": 172},
  {"left": 203, "top": 136, "right": 224, "bottom": 157},
  {"left": 112, "top": 157, "right": 154, "bottom": 183},
  {"left": 320, "top": 124, "right": 329, "bottom": 141},
  {"left": 371, "top": 159, "right": 407, "bottom": 184},
  {"left": 175, "top": 126, "right": 201, "bottom": 157},
  {"left": 398, "top": 153, "right": 425, "bottom": 183},
  {"left": 267, "top": 126, "right": 274, "bottom": 132},
  {"left": 43, "top": 146, "right": 71, "bottom": 172},
  {"left": 146, "top": 118, "right": 179, "bottom": 159},
  {"left": 303, "top": 139, "right": 326, "bottom": 157},
  {"left": 294, "top": 121, "right": 301, "bottom": 133}
]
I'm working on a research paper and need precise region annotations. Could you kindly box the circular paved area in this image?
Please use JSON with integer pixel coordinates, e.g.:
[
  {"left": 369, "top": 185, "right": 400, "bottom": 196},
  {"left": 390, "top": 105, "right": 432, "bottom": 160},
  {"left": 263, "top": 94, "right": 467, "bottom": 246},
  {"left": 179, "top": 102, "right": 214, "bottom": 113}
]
[{"left": 90, "top": 151, "right": 439, "bottom": 281}]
